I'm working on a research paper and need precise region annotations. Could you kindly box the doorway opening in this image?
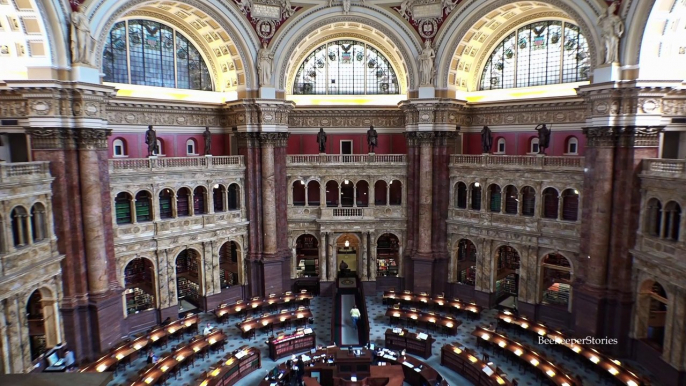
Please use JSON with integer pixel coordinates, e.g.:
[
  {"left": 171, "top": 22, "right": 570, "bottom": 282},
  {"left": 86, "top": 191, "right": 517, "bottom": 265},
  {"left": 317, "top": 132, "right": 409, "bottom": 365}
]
[
  {"left": 175, "top": 249, "right": 202, "bottom": 313},
  {"left": 336, "top": 234, "right": 359, "bottom": 278},
  {"left": 495, "top": 246, "right": 520, "bottom": 307}
]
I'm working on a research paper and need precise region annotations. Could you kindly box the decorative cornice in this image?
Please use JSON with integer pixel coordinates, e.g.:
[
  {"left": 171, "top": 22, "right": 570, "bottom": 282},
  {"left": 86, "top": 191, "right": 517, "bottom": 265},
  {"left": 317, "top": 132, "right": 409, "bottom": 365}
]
[
  {"left": 235, "top": 132, "right": 261, "bottom": 149},
  {"left": 582, "top": 126, "right": 616, "bottom": 148},
  {"left": 289, "top": 109, "right": 404, "bottom": 128},
  {"left": 404, "top": 130, "right": 456, "bottom": 147},
  {"left": 26, "top": 127, "right": 112, "bottom": 150},
  {"left": 582, "top": 126, "right": 663, "bottom": 148}
]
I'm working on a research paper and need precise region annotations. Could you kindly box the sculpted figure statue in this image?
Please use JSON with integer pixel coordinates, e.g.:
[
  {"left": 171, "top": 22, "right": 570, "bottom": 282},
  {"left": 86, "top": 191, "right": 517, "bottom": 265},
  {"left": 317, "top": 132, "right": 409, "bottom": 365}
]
[
  {"left": 145, "top": 125, "right": 158, "bottom": 157},
  {"left": 399, "top": 0, "right": 412, "bottom": 19},
  {"left": 257, "top": 42, "right": 274, "bottom": 86},
  {"left": 203, "top": 127, "right": 212, "bottom": 155},
  {"left": 480, "top": 126, "right": 493, "bottom": 154},
  {"left": 71, "top": 7, "right": 94, "bottom": 65},
  {"left": 317, "top": 128, "right": 327, "bottom": 153},
  {"left": 535, "top": 124, "right": 551, "bottom": 154},
  {"left": 598, "top": 1, "right": 624, "bottom": 64},
  {"left": 418, "top": 39, "right": 436, "bottom": 86},
  {"left": 367, "top": 125, "right": 378, "bottom": 153}
]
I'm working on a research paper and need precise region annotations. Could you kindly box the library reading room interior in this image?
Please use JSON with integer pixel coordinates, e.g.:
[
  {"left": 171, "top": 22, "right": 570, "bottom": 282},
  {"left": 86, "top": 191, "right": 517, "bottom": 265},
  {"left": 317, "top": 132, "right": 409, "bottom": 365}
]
[{"left": 1, "top": 0, "right": 686, "bottom": 385}]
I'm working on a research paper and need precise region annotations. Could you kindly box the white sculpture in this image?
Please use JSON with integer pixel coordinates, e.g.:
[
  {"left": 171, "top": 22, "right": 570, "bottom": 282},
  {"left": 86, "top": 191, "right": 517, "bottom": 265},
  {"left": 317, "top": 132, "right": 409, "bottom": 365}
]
[
  {"left": 236, "top": 0, "right": 252, "bottom": 14},
  {"left": 598, "top": 1, "right": 624, "bottom": 64},
  {"left": 329, "top": 0, "right": 364, "bottom": 14},
  {"left": 418, "top": 39, "right": 435, "bottom": 86},
  {"left": 70, "top": 8, "right": 94, "bottom": 65},
  {"left": 282, "top": 0, "right": 295, "bottom": 18},
  {"left": 399, "top": 0, "right": 412, "bottom": 19},
  {"left": 257, "top": 42, "right": 274, "bottom": 86}
]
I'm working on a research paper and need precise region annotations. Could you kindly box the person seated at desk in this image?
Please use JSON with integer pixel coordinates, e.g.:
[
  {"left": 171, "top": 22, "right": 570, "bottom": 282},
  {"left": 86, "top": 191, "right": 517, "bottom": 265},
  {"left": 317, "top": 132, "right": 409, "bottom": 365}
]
[
  {"left": 147, "top": 351, "right": 158, "bottom": 364},
  {"left": 339, "top": 260, "right": 350, "bottom": 277},
  {"left": 203, "top": 323, "right": 213, "bottom": 335},
  {"left": 161, "top": 317, "right": 172, "bottom": 326}
]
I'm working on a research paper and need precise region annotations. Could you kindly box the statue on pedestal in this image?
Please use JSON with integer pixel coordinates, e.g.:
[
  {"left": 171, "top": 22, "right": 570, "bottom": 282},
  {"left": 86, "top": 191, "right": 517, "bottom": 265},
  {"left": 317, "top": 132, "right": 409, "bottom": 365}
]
[
  {"left": 480, "top": 126, "right": 493, "bottom": 154},
  {"left": 70, "top": 7, "right": 95, "bottom": 65},
  {"left": 317, "top": 128, "right": 327, "bottom": 153},
  {"left": 418, "top": 39, "right": 435, "bottom": 86},
  {"left": 145, "top": 125, "right": 158, "bottom": 157},
  {"left": 598, "top": 1, "right": 624, "bottom": 64},
  {"left": 203, "top": 127, "right": 212, "bottom": 155},
  {"left": 257, "top": 42, "right": 274, "bottom": 86},
  {"left": 535, "top": 124, "right": 551, "bottom": 154},
  {"left": 367, "top": 125, "right": 378, "bottom": 153}
]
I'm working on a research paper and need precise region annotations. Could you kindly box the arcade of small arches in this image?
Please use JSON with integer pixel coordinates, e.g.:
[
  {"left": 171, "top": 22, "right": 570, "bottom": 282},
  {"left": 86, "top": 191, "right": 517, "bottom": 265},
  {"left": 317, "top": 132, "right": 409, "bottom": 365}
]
[
  {"left": 644, "top": 198, "right": 683, "bottom": 243},
  {"left": 291, "top": 178, "right": 403, "bottom": 207},
  {"left": 452, "top": 182, "right": 580, "bottom": 221},
  {"left": 120, "top": 240, "right": 244, "bottom": 317},
  {"left": 449, "top": 240, "right": 575, "bottom": 311},
  {"left": 113, "top": 183, "right": 242, "bottom": 224},
  {"left": 2, "top": 202, "right": 50, "bottom": 253}
]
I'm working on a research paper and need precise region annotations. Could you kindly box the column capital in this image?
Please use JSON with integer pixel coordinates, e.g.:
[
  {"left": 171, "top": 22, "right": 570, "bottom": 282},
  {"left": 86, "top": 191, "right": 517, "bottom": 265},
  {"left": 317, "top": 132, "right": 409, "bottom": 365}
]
[
  {"left": 582, "top": 126, "right": 664, "bottom": 148},
  {"left": 404, "top": 131, "right": 457, "bottom": 147},
  {"left": 224, "top": 99, "right": 295, "bottom": 130},
  {"left": 258, "top": 132, "right": 290, "bottom": 148}
]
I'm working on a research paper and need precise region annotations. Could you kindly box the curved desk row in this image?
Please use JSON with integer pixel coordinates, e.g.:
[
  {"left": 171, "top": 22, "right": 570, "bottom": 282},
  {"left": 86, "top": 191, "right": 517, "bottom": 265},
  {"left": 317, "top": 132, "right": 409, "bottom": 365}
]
[
  {"left": 441, "top": 343, "right": 513, "bottom": 386},
  {"left": 472, "top": 326, "right": 576, "bottom": 386},
  {"left": 259, "top": 346, "right": 447, "bottom": 386},
  {"left": 192, "top": 346, "right": 261, "bottom": 386},
  {"left": 383, "top": 290, "right": 482, "bottom": 316},
  {"left": 81, "top": 314, "right": 199, "bottom": 373},
  {"left": 497, "top": 311, "right": 644, "bottom": 386},
  {"left": 238, "top": 307, "right": 313, "bottom": 338},
  {"left": 214, "top": 291, "right": 313, "bottom": 323},
  {"left": 385, "top": 307, "right": 461, "bottom": 335},
  {"left": 131, "top": 329, "right": 227, "bottom": 386}
]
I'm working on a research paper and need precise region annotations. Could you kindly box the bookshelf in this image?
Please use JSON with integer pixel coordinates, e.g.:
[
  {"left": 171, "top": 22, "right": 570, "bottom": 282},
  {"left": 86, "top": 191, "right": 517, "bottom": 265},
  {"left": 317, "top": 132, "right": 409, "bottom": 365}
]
[
  {"left": 377, "top": 234, "right": 399, "bottom": 277},
  {"left": 124, "top": 258, "right": 155, "bottom": 314},
  {"left": 177, "top": 277, "right": 200, "bottom": 303},
  {"left": 495, "top": 275, "right": 517, "bottom": 301},
  {"left": 177, "top": 190, "right": 190, "bottom": 216},
  {"left": 296, "top": 235, "right": 319, "bottom": 277},
  {"left": 385, "top": 328, "right": 434, "bottom": 359},
  {"left": 457, "top": 266, "right": 476, "bottom": 286},
  {"left": 268, "top": 330, "right": 316, "bottom": 360},
  {"left": 159, "top": 191, "right": 173, "bottom": 219},
  {"left": 126, "top": 287, "right": 154, "bottom": 314},
  {"left": 542, "top": 282, "right": 571, "bottom": 306},
  {"left": 194, "top": 346, "right": 261, "bottom": 386},
  {"left": 496, "top": 246, "right": 520, "bottom": 271},
  {"left": 115, "top": 196, "right": 131, "bottom": 224},
  {"left": 135, "top": 196, "right": 151, "bottom": 222}
]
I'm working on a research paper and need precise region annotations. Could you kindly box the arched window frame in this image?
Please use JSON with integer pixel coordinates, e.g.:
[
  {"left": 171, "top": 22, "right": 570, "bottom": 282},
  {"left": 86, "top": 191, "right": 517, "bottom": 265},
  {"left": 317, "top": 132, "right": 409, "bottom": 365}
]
[
  {"left": 495, "top": 138, "right": 506, "bottom": 154},
  {"left": 565, "top": 136, "right": 579, "bottom": 155},
  {"left": 479, "top": 20, "right": 590, "bottom": 90},
  {"left": 102, "top": 19, "right": 213, "bottom": 91},
  {"left": 153, "top": 138, "right": 164, "bottom": 156},
  {"left": 186, "top": 139, "right": 197, "bottom": 155},
  {"left": 292, "top": 39, "right": 400, "bottom": 95},
  {"left": 529, "top": 137, "right": 540, "bottom": 154},
  {"left": 113, "top": 138, "right": 127, "bottom": 157}
]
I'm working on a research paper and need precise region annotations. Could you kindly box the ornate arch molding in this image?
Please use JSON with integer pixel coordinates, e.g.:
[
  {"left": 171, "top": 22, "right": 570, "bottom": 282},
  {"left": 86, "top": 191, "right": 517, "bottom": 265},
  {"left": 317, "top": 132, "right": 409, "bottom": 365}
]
[
  {"left": 87, "top": 0, "right": 258, "bottom": 89},
  {"left": 619, "top": 0, "right": 650, "bottom": 66},
  {"left": 272, "top": 8, "right": 422, "bottom": 91},
  {"left": 39, "top": 0, "right": 71, "bottom": 69},
  {"left": 435, "top": 0, "right": 602, "bottom": 90}
]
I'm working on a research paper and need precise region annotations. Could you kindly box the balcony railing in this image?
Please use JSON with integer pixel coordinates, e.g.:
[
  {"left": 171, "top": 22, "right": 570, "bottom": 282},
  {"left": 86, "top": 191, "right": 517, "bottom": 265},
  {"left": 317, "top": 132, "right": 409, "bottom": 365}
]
[
  {"left": 0, "top": 161, "right": 51, "bottom": 182},
  {"left": 109, "top": 156, "right": 244, "bottom": 173},
  {"left": 642, "top": 159, "right": 686, "bottom": 178},
  {"left": 287, "top": 154, "right": 406, "bottom": 165},
  {"left": 450, "top": 155, "right": 584, "bottom": 169}
]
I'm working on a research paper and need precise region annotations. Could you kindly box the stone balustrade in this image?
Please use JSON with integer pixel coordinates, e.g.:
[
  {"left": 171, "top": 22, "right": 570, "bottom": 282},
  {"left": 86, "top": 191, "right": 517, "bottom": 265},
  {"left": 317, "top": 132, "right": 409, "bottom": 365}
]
[
  {"left": 109, "top": 156, "right": 244, "bottom": 173},
  {"left": 450, "top": 154, "right": 584, "bottom": 170},
  {"left": 641, "top": 158, "right": 686, "bottom": 179},
  {"left": 0, "top": 161, "right": 51, "bottom": 182},
  {"left": 287, "top": 154, "right": 406, "bottom": 165}
]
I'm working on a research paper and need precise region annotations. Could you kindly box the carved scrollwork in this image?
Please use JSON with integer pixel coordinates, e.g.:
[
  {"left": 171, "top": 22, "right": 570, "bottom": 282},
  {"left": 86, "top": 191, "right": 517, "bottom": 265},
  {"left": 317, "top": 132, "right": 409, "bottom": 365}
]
[
  {"left": 77, "top": 128, "right": 112, "bottom": 150},
  {"left": 259, "top": 132, "right": 290, "bottom": 147}
]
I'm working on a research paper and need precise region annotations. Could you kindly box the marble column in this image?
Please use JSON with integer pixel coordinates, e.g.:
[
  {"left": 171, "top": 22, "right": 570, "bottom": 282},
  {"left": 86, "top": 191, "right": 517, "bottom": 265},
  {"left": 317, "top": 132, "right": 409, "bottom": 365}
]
[
  {"left": 417, "top": 133, "right": 433, "bottom": 255},
  {"left": 319, "top": 233, "right": 327, "bottom": 281},
  {"left": 78, "top": 130, "right": 112, "bottom": 295},
  {"left": 261, "top": 140, "right": 277, "bottom": 255},
  {"left": 0, "top": 300, "right": 10, "bottom": 373},
  {"left": 327, "top": 233, "right": 335, "bottom": 280},
  {"left": 361, "top": 232, "right": 368, "bottom": 280}
]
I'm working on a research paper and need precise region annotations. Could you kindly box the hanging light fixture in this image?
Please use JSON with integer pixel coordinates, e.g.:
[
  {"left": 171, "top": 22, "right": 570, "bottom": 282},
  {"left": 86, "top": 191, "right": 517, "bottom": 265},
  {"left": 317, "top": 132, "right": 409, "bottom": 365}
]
[
  {"left": 344, "top": 179, "right": 349, "bottom": 184},
  {"left": 345, "top": 240, "right": 350, "bottom": 248},
  {"left": 301, "top": 180, "right": 305, "bottom": 185}
]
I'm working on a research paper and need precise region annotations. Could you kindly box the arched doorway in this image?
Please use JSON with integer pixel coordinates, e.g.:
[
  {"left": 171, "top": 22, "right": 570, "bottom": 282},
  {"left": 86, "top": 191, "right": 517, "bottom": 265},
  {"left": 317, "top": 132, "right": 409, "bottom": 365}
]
[
  {"left": 341, "top": 180, "right": 354, "bottom": 207},
  {"left": 455, "top": 239, "right": 476, "bottom": 286},
  {"left": 123, "top": 258, "right": 156, "bottom": 316},
  {"left": 219, "top": 241, "right": 240, "bottom": 288},
  {"left": 540, "top": 253, "right": 572, "bottom": 310},
  {"left": 336, "top": 234, "right": 359, "bottom": 277},
  {"left": 495, "top": 246, "right": 520, "bottom": 306},
  {"left": 175, "top": 249, "right": 202, "bottom": 312},
  {"left": 26, "top": 289, "right": 59, "bottom": 361},
  {"left": 376, "top": 233, "right": 399, "bottom": 277},
  {"left": 645, "top": 282, "right": 668, "bottom": 351},
  {"left": 295, "top": 235, "right": 319, "bottom": 277}
]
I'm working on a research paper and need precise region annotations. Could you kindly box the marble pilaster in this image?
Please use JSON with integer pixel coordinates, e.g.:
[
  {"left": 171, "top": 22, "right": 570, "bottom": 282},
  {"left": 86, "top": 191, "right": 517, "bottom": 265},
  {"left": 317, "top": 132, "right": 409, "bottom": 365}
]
[
  {"left": 361, "top": 232, "right": 368, "bottom": 280},
  {"left": 417, "top": 133, "right": 433, "bottom": 255},
  {"left": 319, "top": 234, "right": 327, "bottom": 281}
]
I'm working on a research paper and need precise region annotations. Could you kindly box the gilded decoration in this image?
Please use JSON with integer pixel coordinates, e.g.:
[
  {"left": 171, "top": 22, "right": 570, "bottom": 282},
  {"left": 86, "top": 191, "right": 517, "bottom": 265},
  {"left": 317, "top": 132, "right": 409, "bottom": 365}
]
[{"left": 288, "top": 109, "right": 404, "bottom": 128}]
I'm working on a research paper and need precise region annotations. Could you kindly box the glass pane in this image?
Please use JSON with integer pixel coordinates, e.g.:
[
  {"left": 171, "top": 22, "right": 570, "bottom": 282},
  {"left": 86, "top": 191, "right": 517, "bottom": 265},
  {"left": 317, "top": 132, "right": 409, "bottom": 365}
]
[{"left": 128, "top": 21, "right": 145, "bottom": 85}]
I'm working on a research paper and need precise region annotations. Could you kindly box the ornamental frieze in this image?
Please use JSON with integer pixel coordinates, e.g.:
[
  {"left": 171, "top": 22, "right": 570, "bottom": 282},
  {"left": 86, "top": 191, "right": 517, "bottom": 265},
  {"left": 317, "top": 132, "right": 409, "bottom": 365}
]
[
  {"left": 288, "top": 109, "right": 404, "bottom": 128},
  {"left": 25, "top": 127, "right": 112, "bottom": 150},
  {"left": 108, "top": 102, "right": 223, "bottom": 127}
]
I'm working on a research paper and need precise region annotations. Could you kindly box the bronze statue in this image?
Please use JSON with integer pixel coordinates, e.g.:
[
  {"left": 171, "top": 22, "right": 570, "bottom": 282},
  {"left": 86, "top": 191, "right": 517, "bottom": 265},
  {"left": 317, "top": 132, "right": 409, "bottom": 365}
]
[
  {"left": 480, "top": 126, "right": 493, "bottom": 154},
  {"left": 145, "top": 125, "right": 158, "bottom": 157},
  {"left": 203, "top": 127, "right": 211, "bottom": 155},
  {"left": 535, "top": 124, "right": 551, "bottom": 154},
  {"left": 316, "top": 128, "right": 327, "bottom": 153},
  {"left": 367, "top": 125, "right": 378, "bottom": 153}
]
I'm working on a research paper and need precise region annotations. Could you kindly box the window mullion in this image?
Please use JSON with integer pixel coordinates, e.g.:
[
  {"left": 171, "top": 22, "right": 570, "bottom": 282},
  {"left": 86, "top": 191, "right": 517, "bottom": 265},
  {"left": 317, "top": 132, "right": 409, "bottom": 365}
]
[
  {"left": 513, "top": 31, "right": 518, "bottom": 88},
  {"left": 364, "top": 44, "right": 368, "bottom": 95},
  {"left": 326, "top": 44, "right": 330, "bottom": 95},
  {"left": 126, "top": 21, "right": 132, "bottom": 84},
  {"left": 559, "top": 22, "right": 565, "bottom": 82},
  {"left": 173, "top": 31, "right": 178, "bottom": 88}
]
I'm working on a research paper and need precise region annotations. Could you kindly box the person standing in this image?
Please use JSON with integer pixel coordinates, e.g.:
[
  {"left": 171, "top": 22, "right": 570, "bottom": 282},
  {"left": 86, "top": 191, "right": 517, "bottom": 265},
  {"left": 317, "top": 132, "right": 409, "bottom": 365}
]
[
  {"left": 296, "top": 357, "right": 305, "bottom": 385},
  {"left": 350, "top": 305, "right": 361, "bottom": 329}
]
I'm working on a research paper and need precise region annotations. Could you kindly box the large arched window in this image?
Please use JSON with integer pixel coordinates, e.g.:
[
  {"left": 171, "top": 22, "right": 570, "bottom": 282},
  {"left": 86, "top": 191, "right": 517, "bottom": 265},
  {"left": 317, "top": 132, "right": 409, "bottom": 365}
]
[
  {"left": 480, "top": 21, "right": 589, "bottom": 90},
  {"left": 292, "top": 40, "right": 400, "bottom": 95},
  {"left": 103, "top": 20, "right": 213, "bottom": 91}
]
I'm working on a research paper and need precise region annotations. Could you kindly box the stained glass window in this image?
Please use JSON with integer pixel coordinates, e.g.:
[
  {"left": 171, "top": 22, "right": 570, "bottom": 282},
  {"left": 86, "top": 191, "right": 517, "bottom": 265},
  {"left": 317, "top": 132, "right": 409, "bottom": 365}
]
[
  {"left": 480, "top": 21, "right": 589, "bottom": 90},
  {"left": 103, "top": 20, "right": 213, "bottom": 91},
  {"left": 292, "top": 40, "right": 399, "bottom": 95}
]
